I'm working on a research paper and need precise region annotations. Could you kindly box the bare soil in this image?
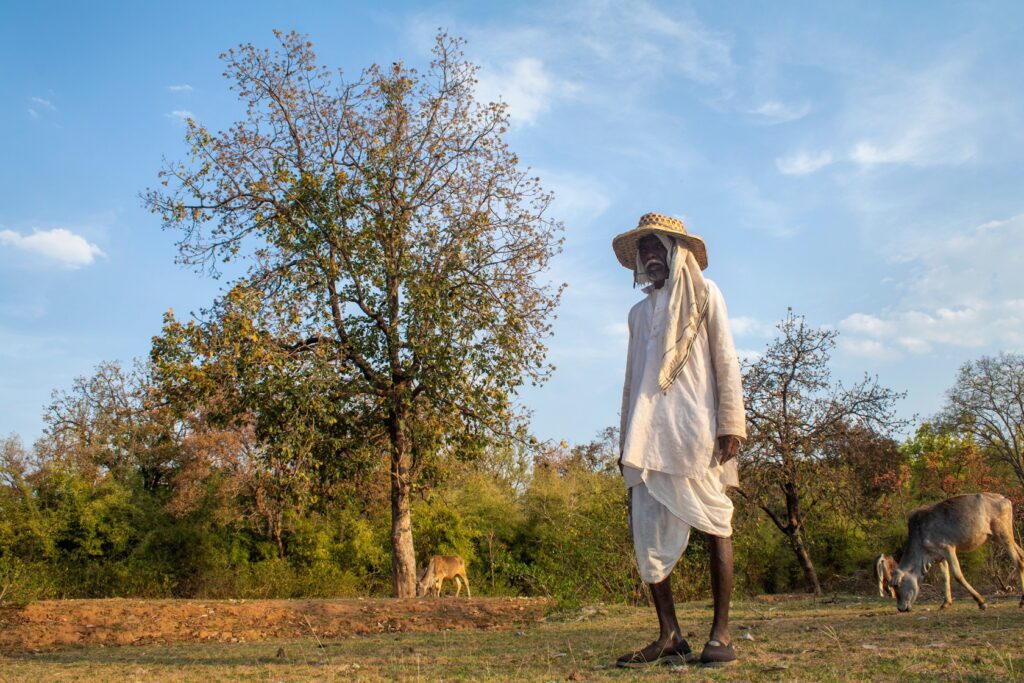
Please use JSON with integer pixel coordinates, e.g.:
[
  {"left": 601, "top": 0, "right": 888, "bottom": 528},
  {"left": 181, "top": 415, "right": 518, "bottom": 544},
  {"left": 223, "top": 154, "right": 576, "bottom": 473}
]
[
  {"left": 0, "top": 597, "right": 549, "bottom": 652},
  {"left": 3, "top": 596, "right": 1024, "bottom": 680}
]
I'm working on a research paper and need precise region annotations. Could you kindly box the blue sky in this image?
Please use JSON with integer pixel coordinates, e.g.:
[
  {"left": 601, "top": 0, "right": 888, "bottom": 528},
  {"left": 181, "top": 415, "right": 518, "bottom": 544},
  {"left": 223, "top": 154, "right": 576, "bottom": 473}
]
[{"left": 3, "top": 1, "right": 1023, "bottom": 448}]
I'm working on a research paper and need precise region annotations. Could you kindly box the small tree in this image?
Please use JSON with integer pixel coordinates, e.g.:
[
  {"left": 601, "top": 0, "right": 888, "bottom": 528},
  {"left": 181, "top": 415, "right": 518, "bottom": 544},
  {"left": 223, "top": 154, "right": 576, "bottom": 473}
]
[
  {"left": 740, "top": 310, "right": 906, "bottom": 594},
  {"left": 145, "top": 31, "right": 562, "bottom": 596},
  {"left": 941, "top": 353, "right": 1024, "bottom": 492},
  {"left": 38, "top": 361, "right": 180, "bottom": 492}
]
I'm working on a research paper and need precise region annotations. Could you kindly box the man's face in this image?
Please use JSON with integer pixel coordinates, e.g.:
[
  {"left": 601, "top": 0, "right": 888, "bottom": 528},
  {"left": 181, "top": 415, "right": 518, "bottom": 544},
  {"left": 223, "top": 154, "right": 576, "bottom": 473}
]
[{"left": 637, "top": 234, "right": 669, "bottom": 285}]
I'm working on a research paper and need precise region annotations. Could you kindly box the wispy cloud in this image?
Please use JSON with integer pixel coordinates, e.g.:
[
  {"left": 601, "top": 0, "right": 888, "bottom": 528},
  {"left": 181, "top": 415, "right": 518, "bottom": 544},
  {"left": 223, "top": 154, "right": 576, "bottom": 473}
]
[
  {"left": 730, "top": 315, "right": 775, "bottom": 338},
  {"left": 166, "top": 110, "right": 194, "bottom": 123},
  {"left": 167, "top": 84, "right": 194, "bottom": 92},
  {"left": 748, "top": 99, "right": 811, "bottom": 124},
  {"left": 0, "top": 228, "right": 105, "bottom": 268},
  {"left": 727, "top": 178, "right": 797, "bottom": 237},
  {"left": 773, "top": 54, "right": 1008, "bottom": 179},
  {"left": 621, "top": 1, "right": 734, "bottom": 86},
  {"left": 843, "top": 62, "right": 981, "bottom": 168},
  {"left": 840, "top": 214, "right": 1024, "bottom": 357},
  {"left": 538, "top": 169, "right": 611, "bottom": 230},
  {"left": 27, "top": 96, "right": 57, "bottom": 120},
  {"left": 30, "top": 96, "right": 57, "bottom": 112},
  {"left": 776, "top": 150, "right": 833, "bottom": 175},
  {"left": 413, "top": 0, "right": 736, "bottom": 109},
  {"left": 475, "top": 57, "right": 577, "bottom": 126}
]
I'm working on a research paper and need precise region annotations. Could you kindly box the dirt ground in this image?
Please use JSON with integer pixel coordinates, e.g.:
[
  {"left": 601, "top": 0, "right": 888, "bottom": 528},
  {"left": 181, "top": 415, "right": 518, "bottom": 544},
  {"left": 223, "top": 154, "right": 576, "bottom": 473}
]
[
  {"left": 3, "top": 594, "right": 1024, "bottom": 681},
  {"left": 0, "top": 596, "right": 548, "bottom": 652}
]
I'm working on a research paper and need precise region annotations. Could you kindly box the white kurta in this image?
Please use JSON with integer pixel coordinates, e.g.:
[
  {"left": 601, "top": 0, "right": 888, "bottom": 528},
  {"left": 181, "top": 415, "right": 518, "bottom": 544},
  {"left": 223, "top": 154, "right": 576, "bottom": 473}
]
[
  {"left": 619, "top": 279, "right": 746, "bottom": 484},
  {"left": 618, "top": 279, "right": 746, "bottom": 582}
]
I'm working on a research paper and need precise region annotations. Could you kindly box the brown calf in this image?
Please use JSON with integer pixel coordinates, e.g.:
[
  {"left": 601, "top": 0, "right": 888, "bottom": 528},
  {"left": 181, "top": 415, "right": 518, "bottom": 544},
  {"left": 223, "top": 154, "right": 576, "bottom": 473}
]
[
  {"left": 416, "top": 555, "right": 471, "bottom": 598},
  {"left": 874, "top": 554, "right": 898, "bottom": 598}
]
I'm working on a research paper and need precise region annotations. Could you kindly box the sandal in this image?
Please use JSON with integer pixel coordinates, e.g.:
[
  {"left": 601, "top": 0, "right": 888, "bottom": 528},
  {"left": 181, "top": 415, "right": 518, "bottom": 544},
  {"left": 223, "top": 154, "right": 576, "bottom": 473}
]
[
  {"left": 700, "top": 639, "right": 737, "bottom": 667},
  {"left": 616, "top": 637, "right": 697, "bottom": 668}
]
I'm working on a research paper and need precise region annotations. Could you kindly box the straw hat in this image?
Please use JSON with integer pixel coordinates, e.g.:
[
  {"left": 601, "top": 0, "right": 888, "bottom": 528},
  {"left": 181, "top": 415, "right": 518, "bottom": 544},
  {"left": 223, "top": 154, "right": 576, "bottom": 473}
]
[{"left": 611, "top": 212, "right": 708, "bottom": 271}]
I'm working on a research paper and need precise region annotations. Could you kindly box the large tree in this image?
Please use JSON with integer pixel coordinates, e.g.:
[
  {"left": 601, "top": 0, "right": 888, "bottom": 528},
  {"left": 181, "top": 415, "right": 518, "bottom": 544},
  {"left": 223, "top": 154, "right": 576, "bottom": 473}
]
[
  {"left": 740, "top": 310, "right": 906, "bottom": 594},
  {"left": 940, "top": 353, "right": 1024, "bottom": 492},
  {"left": 145, "top": 31, "right": 562, "bottom": 596}
]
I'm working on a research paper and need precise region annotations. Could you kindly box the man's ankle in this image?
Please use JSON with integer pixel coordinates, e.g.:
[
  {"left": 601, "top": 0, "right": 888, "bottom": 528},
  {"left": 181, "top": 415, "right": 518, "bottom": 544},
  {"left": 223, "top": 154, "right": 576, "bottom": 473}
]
[{"left": 659, "top": 630, "right": 686, "bottom": 646}]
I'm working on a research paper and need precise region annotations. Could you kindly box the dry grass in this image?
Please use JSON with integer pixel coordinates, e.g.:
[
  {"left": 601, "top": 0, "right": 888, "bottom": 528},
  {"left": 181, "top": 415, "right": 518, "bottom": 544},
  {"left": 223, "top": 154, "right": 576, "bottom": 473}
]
[{"left": 2, "top": 594, "right": 1022, "bottom": 681}]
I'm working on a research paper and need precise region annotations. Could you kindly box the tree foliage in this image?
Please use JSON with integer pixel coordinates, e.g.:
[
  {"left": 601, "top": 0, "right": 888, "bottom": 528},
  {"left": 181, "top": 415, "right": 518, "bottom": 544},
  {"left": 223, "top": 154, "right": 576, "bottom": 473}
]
[
  {"left": 941, "top": 353, "right": 1024, "bottom": 492},
  {"left": 144, "top": 30, "right": 563, "bottom": 595}
]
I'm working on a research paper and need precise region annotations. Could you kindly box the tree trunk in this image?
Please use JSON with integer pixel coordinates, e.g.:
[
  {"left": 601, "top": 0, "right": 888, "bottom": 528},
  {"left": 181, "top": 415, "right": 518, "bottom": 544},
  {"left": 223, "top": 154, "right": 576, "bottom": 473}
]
[
  {"left": 784, "top": 482, "right": 822, "bottom": 595},
  {"left": 788, "top": 528, "right": 822, "bottom": 595},
  {"left": 388, "top": 399, "right": 417, "bottom": 597},
  {"left": 273, "top": 509, "right": 285, "bottom": 559}
]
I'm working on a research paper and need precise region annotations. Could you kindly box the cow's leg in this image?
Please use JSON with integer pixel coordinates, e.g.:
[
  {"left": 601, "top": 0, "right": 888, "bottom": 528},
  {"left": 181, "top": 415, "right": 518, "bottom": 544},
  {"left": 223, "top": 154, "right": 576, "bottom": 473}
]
[
  {"left": 941, "top": 546, "right": 986, "bottom": 610},
  {"left": 454, "top": 576, "right": 463, "bottom": 598},
  {"left": 460, "top": 571, "right": 471, "bottom": 598},
  {"left": 937, "top": 559, "right": 953, "bottom": 609},
  {"left": 992, "top": 513, "right": 1024, "bottom": 607}
]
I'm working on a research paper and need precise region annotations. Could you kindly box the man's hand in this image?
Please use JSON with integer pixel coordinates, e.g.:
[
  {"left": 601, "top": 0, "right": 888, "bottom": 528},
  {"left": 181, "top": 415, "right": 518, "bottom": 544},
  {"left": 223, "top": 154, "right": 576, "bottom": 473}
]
[{"left": 717, "top": 435, "right": 741, "bottom": 464}]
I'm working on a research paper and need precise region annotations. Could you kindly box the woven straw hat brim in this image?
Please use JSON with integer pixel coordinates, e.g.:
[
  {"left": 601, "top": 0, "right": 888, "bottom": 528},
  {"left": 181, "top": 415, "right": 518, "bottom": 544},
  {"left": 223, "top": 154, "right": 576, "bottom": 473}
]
[{"left": 612, "top": 226, "right": 708, "bottom": 271}]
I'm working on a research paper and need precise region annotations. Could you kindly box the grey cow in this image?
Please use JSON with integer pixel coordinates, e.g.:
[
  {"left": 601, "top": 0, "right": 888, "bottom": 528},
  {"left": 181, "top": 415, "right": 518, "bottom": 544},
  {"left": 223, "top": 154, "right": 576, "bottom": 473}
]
[{"left": 890, "top": 493, "right": 1024, "bottom": 612}]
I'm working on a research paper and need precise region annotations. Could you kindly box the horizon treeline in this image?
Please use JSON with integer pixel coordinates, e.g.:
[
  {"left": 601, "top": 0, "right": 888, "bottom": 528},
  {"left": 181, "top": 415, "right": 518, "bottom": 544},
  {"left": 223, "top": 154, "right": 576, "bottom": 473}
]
[{"left": 3, "top": 321, "right": 1023, "bottom": 606}]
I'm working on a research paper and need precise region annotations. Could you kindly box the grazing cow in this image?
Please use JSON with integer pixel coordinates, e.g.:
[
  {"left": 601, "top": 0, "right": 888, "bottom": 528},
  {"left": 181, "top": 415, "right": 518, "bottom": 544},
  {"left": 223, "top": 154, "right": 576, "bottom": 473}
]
[
  {"left": 890, "top": 493, "right": 1024, "bottom": 612},
  {"left": 416, "top": 555, "right": 471, "bottom": 598},
  {"left": 874, "top": 554, "right": 898, "bottom": 598}
]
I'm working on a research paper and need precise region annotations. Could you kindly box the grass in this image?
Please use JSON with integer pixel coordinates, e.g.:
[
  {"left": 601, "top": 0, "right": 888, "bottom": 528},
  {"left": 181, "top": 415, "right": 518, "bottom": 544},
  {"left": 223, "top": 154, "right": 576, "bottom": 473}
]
[{"left": 2, "top": 594, "right": 1022, "bottom": 681}]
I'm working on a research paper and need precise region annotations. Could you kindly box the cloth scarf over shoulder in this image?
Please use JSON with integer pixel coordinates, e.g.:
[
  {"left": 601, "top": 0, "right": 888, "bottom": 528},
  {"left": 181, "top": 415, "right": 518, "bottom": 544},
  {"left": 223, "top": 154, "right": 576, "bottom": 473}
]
[{"left": 634, "top": 233, "right": 711, "bottom": 392}]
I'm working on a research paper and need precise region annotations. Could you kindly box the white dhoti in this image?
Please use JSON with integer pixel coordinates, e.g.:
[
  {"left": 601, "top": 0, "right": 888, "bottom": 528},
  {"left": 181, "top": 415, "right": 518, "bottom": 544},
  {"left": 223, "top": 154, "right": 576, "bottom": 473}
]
[{"left": 625, "top": 465, "right": 734, "bottom": 584}]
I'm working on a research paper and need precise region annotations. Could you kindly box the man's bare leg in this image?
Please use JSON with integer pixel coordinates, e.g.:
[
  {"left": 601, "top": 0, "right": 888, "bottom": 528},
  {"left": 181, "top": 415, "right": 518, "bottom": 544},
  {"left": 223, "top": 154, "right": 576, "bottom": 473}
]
[
  {"left": 708, "top": 534, "right": 733, "bottom": 643},
  {"left": 651, "top": 574, "right": 684, "bottom": 646},
  {"left": 616, "top": 574, "right": 692, "bottom": 666},
  {"left": 700, "top": 534, "right": 737, "bottom": 666}
]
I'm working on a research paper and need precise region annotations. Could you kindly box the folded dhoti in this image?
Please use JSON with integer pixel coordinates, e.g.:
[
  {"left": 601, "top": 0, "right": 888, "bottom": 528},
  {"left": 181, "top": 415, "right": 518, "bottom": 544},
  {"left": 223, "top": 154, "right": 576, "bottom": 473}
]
[{"left": 624, "top": 465, "right": 734, "bottom": 584}]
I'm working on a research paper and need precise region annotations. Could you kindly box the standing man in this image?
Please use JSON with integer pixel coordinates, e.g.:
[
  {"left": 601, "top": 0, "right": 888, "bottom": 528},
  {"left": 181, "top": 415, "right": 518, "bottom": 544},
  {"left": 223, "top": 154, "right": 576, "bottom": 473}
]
[{"left": 612, "top": 213, "right": 746, "bottom": 668}]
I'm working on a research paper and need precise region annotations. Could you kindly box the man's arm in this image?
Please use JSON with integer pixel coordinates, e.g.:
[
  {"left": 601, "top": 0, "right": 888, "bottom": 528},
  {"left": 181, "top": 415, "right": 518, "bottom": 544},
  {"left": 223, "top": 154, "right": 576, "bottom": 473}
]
[
  {"left": 618, "top": 308, "right": 636, "bottom": 468},
  {"left": 706, "top": 283, "right": 746, "bottom": 463}
]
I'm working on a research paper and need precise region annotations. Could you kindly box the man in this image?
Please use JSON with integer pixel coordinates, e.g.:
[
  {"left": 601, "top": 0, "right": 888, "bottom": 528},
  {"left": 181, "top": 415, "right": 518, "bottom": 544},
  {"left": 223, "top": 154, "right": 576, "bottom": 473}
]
[{"left": 612, "top": 212, "right": 746, "bottom": 668}]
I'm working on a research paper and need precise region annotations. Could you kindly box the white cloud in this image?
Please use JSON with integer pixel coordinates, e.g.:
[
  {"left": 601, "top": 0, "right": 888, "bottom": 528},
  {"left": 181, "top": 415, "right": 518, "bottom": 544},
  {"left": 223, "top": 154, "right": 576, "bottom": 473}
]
[
  {"left": 840, "top": 312, "right": 891, "bottom": 337},
  {"left": 840, "top": 337, "right": 899, "bottom": 360},
  {"left": 538, "top": 169, "right": 611, "bottom": 229},
  {"left": 727, "top": 178, "right": 796, "bottom": 237},
  {"left": 167, "top": 84, "right": 194, "bottom": 92},
  {"left": 840, "top": 308, "right": 989, "bottom": 354},
  {"left": 730, "top": 315, "right": 774, "bottom": 338},
  {"left": 622, "top": 2, "right": 734, "bottom": 86},
  {"left": 776, "top": 150, "right": 833, "bottom": 175},
  {"left": 842, "top": 61, "right": 983, "bottom": 169},
  {"left": 30, "top": 96, "right": 57, "bottom": 111},
  {"left": 0, "top": 228, "right": 105, "bottom": 268},
  {"left": 428, "top": 0, "right": 735, "bottom": 115},
  {"left": 27, "top": 108, "right": 39, "bottom": 119},
  {"left": 475, "top": 57, "right": 576, "bottom": 126},
  {"left": 166, "top": 110, "right": 194, "bottom": 123},
  {"left": 840, "top": 214, "right": 1024, "bottom": 357},
  {"left": 749, "top": 99, "right": 811, "bottom": 124},
  {"left": 895, "top": 214, "right": 1024, "bottom": 308},
  {"left": 737, "top": 348, "right": 763, "bottom": 364}
]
